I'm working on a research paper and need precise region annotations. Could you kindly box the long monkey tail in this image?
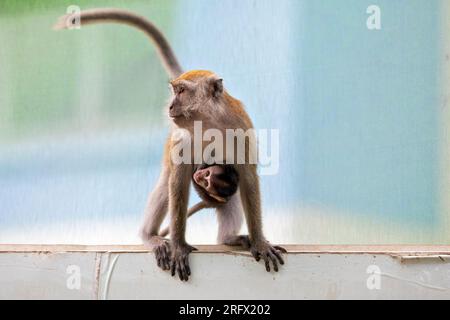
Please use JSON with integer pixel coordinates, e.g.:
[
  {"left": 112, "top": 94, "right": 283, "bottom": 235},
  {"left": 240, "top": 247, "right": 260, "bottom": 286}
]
[
  {"left": 159, "top": 201, "right": 211, "bottom": 238},
  {"left": 53, "top": 8, "right": 183, "bottom": 79}
]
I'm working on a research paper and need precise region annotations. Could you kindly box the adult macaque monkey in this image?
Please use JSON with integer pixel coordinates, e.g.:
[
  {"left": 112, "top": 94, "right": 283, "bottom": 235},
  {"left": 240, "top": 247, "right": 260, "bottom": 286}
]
[{"left": 55, "top": 8, "right": 286, "bottom": 281}]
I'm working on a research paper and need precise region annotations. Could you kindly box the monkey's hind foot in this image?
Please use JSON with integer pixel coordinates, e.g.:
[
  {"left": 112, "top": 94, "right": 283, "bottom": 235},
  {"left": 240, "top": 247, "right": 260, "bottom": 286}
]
[
  {"left": 250, "top": 241, "right": 287, "bottom": 273},
  {"left": 147, "top": 236, "right": 172, "bottom": 271},
  {"left": 222, "top": 235, "right": 252, "bottom": 250}
]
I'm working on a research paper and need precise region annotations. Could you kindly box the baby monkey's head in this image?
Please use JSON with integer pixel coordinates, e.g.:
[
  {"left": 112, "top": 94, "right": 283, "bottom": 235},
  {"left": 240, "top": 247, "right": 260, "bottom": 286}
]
[{"left": 193, "top": 164, "right": 239, "bottom": 203}]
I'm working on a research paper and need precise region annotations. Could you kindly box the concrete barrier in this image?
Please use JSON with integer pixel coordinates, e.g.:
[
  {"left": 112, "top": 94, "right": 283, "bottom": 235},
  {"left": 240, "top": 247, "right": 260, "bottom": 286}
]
[{"left": 0, "top": 245, "right": 449, "bottom": 299}]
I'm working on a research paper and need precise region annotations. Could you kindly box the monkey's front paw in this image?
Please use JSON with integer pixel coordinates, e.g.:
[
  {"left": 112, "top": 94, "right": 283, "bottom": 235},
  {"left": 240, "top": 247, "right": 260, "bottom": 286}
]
[
  {"left": 170, "top": 243, "right": 198, "bottom": 281},
  {"left": 250, "top": 241, "right": 287, "bottom": 272},
  {"left": 149, "top": 236, "right": 172, "bottom": 271}
]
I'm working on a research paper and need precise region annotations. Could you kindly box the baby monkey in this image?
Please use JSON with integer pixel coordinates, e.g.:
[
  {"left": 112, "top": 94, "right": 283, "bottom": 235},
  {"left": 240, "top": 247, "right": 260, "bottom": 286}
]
[
  {"left": 193, "top": 164, "right": 239, "bottom": 204},
  {"left": 159, "top": 164, "right": 240, "bottom": 238}
]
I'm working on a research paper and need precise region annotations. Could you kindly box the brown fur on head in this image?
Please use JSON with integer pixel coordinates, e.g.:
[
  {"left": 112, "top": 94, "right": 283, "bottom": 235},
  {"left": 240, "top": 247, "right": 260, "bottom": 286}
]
[{"left": 168, "top": 70, "right": 226, "bottom": 123}]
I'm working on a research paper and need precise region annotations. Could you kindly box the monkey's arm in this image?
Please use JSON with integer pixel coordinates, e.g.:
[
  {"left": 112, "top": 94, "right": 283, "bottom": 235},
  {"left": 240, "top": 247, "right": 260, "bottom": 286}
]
[
  {"left": 54, "top": 8, "right": 183, "bottom": 79},
  {"left": 159, "top": 201, "right": 211, "bottom": 237},
  {"left": 239, "top": 165, "right": 265, "bottom": 242},
  {"left": 239, "top": 165, "right": 286, "bottom": 272},
  {"left": 168, "top": 164, "right": 197, "bottom": 281}
]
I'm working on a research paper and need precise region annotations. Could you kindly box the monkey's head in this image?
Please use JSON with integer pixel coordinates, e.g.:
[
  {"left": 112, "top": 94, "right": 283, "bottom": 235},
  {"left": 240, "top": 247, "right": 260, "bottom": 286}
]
[
  {"left": 168, "top": 70, "right": 224, "bottom": 122},
  {"left": 193, "top": 164, "right": 239, "bottom": 203}
]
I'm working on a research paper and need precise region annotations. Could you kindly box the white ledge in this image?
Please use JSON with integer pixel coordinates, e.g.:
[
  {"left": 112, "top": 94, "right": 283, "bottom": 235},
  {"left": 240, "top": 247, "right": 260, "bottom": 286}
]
[
  {"left": 1, "top": 245, "right": 450, "bottom": 299},
  {"left": 2, "top": 244, "right": 450, "bottom": 254}
]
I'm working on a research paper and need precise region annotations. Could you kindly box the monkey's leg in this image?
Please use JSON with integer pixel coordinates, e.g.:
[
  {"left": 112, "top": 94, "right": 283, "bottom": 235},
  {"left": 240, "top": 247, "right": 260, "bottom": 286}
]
[
  {"left": 238, "top": 165, "right": 287, "bottom": 272},
  {"left": 216, "top": 193, "right": 250, "bottom": 249},
  {"left": 168, "top": 164, "right": 197, "bottom": 281},
  {"left": 140, "top": 165, "right": 171, "bottom": 271}
]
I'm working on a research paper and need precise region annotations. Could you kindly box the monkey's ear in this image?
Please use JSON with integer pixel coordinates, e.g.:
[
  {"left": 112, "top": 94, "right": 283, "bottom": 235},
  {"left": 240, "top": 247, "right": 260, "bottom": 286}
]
[{"left": 210, "top": 78, "right": 223, "bottom": 98}]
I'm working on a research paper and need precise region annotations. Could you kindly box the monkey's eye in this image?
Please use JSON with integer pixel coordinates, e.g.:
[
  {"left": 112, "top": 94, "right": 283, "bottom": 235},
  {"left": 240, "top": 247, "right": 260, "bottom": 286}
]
[{"left": 178, "top": 86, "right": 185, "bottom": 94}]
